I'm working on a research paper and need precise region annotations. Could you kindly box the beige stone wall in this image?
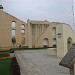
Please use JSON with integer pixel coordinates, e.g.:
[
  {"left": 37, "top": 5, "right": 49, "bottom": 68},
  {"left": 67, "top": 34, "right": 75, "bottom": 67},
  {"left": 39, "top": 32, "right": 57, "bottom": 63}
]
[
  {"left": 0, "top": 10, "right": 27, "bottom": 49},
  {"left": 57, "top": 23, "right": 75, "bottom": 57},
  {"left": 27, "top": 20, "right": 50, "bottom": 48},
  {"left": 56, "top": 24, "right": 64, "bottom": 57},
  {"left": 34, "top": 23, "right": 56, "bottom": 48},
  {"left": 47, "top": 48, "right": 57, "bottom": 56},
  {"left": 34, "top": 22, "right": 61, "bottom": 48},
  {"left": 27, "top": 20, "right": 58, "bottom": 48},
  {"left": 63, "top": 24, "right": 75, "bottom": 56},
  {"left": 34, "top": 25, "right": 52, "bottom": 48}
]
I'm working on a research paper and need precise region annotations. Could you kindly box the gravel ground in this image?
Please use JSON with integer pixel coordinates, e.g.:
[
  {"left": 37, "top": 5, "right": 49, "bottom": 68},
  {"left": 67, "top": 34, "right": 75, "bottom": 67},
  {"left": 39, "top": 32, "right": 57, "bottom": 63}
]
[{"left": 15, "top": 50, "right": 70, "bottom": 75}]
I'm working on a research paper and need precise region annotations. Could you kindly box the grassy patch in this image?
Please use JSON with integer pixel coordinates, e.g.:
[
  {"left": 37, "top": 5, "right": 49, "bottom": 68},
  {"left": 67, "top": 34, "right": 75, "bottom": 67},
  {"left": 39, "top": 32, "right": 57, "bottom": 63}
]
[
  {"left": 0, "top": 54, "right": 9, "bottom": 57},
  {"left": 0, "top": 51, "right": 10, "bottom": 59},
  {"left": 0, "top": 51, "right": 9, "bottom": 54},
  {"left": 0, "top": 58, "right": 13, "bottom": 75},
  {"left": 9, "top": 47, "right": 47, "bottom": 51},
  {"left": 0, "top": 50, "right": 14, "bottom": 54}
]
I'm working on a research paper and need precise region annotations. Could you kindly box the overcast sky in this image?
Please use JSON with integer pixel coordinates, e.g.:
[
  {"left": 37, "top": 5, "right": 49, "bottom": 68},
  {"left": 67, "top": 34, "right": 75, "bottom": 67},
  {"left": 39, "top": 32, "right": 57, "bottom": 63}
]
[{"left": 0, "top": 0, "right": 75, "bottom": 30}]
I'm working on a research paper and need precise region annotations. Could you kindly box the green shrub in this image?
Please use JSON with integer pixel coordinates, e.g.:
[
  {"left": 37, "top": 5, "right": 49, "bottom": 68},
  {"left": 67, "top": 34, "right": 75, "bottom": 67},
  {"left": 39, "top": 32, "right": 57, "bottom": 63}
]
[{"left": 0, "top": 58, "right": 13, "bottom": 75}]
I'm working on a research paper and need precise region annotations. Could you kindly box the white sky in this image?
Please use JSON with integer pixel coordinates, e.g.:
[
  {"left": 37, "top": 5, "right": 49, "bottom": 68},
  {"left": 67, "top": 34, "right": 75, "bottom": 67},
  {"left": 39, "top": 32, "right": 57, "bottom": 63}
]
[{"left": 0, "top": 0, "right": 75, "bottom": 30}]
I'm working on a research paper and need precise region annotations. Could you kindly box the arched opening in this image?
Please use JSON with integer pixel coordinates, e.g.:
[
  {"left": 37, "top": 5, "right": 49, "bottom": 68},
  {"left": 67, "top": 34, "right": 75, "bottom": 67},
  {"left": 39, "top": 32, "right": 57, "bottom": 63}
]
[
  {"left": 11, "top": 21, "right": 16, "bottom": 27},
  {"left": 21, "top": 24, "right": 25, "bottom": 28},
  {"left": 52, "top": 27, "right": 56, "bottom": 36},
  {"left": 21, "top": 29, "right": 25, "bottom": 34},
  {"left": 21, "top": 37, "right": 25, "bottom": 45},
  {"left": 43, "top": 38, "right": 49, "bottom": 48},
  {"left": 53, "top": 38, "right": 57, "bottom": 48},
  {"left": 67, "top": 37, "right": 72, "bottom": 50},
  {"left": 11, "top": 29, "right": 16, "bottom": 36},
  {"left": 12, "top": 37, "right": 16, "bottom": 45}
]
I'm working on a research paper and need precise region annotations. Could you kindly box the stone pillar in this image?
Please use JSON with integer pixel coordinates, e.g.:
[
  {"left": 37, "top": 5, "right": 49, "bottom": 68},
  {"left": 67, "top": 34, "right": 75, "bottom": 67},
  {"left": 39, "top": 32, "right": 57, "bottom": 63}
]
[
  {"left": 42, "top": 24, "right": 44, "bottom": 33},
  {"left": 39, "top": 24, "right": 40, "bottom": 36},
  {"left": 35, "top": 24, "right": 37, "bottom": 41},
  {"left": 32, "top": 25, "right": 35, "bottom": 48},
  {"left": 40, "top": 25, "right": 42, "bottom": 34},
  {"left": 37, "top": 24, "right": 39, "bottom": 38},
  {"left": 27, "top": 19, "right": 32, "bottom": 48},
  {"left": 41, "top": 24, "right": 43, "bottom": 33}
]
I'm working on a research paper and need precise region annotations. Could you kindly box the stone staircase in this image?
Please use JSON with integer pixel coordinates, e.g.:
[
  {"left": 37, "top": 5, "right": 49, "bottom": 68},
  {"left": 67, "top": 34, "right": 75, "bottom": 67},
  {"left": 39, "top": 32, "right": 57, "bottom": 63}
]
[{"left": 59, "top": 43, "right": 75, "bottom": 68}]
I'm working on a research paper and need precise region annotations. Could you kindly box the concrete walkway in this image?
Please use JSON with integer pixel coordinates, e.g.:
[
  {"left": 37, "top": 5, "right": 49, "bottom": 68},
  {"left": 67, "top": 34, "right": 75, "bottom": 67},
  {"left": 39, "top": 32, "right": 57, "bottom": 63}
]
[{"left": 15, "top": 50, "right": 70, "bottom": 75}]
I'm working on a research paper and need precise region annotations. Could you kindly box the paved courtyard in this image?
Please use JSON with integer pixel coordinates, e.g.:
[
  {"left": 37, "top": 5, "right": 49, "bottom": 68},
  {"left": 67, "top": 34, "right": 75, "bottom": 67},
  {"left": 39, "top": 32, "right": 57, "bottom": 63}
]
[{"left": 15, "top": 50, "right": 70, "bottom": 75}]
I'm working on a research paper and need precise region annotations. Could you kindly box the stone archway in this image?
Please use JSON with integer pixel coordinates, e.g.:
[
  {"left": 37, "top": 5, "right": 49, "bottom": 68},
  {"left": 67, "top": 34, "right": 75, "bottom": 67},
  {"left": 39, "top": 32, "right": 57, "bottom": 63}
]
[
  {"left": 67, "top": 37, "right": 72, "bottom": 50},
  {"left": 43, "top": 38, "right": 49, "bottom": 48}
]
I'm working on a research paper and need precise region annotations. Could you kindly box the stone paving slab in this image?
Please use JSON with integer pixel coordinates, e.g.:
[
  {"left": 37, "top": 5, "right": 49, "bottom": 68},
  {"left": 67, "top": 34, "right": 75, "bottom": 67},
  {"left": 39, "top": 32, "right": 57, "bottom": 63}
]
[{"left": 15, "top": 50, "right": 70, "bottom": 75}]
